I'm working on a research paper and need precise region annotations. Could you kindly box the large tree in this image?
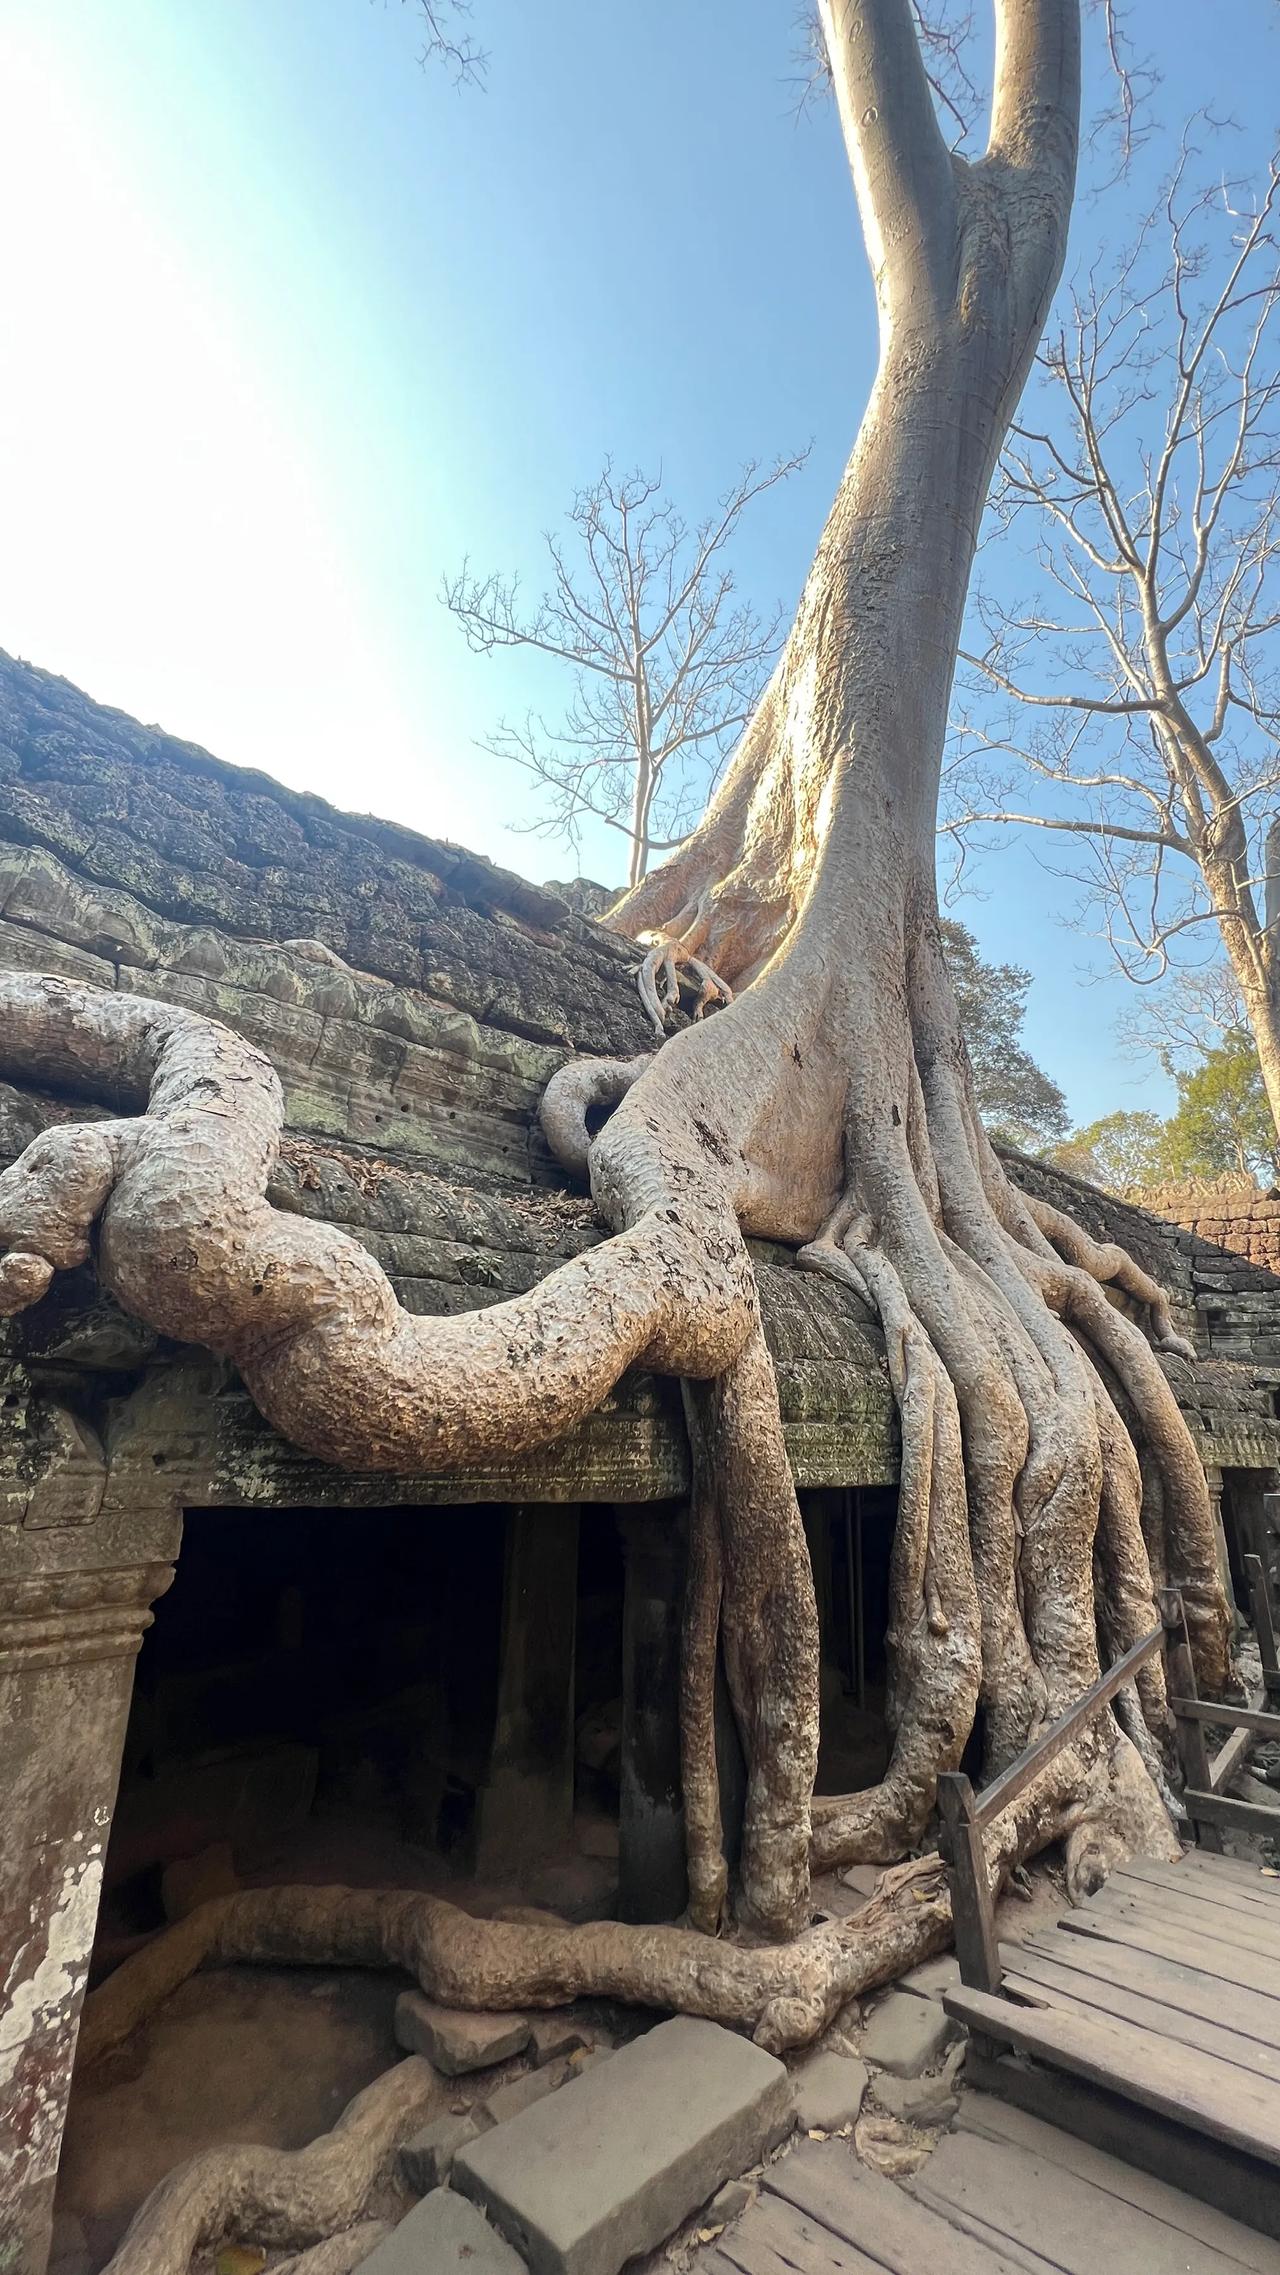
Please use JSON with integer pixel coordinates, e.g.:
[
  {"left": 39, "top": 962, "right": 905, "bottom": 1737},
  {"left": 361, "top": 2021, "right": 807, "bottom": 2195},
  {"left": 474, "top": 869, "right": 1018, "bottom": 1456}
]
[{"left": 0, "top": 3, "right": 1235, "bottom": 2259}]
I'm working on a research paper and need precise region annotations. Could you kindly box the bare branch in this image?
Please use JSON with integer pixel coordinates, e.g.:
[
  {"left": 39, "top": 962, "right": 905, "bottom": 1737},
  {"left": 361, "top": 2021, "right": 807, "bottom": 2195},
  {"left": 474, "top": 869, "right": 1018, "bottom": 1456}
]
[{"left": 444, "top": 454, "right": 806, "bottom": 886}]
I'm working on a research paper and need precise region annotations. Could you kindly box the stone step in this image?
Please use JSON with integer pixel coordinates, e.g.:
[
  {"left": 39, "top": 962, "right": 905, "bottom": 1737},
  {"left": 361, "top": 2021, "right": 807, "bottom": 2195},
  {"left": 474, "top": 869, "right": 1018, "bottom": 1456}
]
[{"left": 452, "top": 2015, "right": 792, "bottom": 2275}]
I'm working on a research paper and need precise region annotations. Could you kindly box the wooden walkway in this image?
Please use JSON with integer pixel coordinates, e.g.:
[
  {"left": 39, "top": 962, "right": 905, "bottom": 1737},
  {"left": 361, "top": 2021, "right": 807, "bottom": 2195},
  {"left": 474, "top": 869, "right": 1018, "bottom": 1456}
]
[
  {"left": 696, "top": 2101, "right": 1280, "bottom": 2272},
  {"left": 945, "top": 1848, "right": 1280, "bottom": 2238}
]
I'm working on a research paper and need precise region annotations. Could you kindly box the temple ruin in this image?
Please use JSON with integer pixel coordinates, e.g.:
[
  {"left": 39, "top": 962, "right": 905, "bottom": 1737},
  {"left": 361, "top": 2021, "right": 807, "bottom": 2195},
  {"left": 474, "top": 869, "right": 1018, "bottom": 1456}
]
[{"left": 4, "top": 648, "right": 1280, "bottom": 2270}]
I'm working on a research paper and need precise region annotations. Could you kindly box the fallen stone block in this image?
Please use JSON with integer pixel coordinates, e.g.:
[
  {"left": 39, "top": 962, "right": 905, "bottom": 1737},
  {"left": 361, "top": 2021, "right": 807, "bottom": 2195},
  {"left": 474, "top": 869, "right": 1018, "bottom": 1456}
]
[
  {"left": 454, "top": 2015, "right": 792, "bottom": 2275},
  {"left": 525, "top": 2014, "right": 589, "bottom": 2066},
  {"left": 398, "top": 2108, "right": 481, "bottom": 2193},
  {"left": 792, "top": 2051, "right": 868, "bottom": 2133},
  {"left": 861, "top": 1990, "right": 956, "bottom": 2077},
  {"left": 896, "top": 1951, "right": 960, "bottom": 2004},
  {"left": 479, "top": 2061, "right": 570, "bottom": 2128},
  {"left": 357, "top": 2188, "right": 527, "bottom": 2272},
  {"left": 394, "top": 1991, "right": 531, "bottom": 2075}
]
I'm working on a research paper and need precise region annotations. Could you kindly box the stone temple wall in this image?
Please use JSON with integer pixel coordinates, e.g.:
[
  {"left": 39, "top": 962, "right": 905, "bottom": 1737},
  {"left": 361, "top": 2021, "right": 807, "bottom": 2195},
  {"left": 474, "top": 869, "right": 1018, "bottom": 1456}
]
[{"left": 1138, "top": 1176, "right": 1280, "bottom": 1282}]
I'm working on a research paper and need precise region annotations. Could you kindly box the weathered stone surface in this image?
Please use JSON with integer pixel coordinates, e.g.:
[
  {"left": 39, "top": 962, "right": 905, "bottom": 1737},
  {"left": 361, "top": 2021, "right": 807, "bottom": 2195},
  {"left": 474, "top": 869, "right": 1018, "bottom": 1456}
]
[
  {"left": 861, "top": 1992, "right": 957, "bottom": 2078},
  {"left": 357, "top": 2188, "right": 528, "bottom": 2273},
  {"left": 704, "top": 2178, "right": 756, "bottom": 2225},
  {"left": 453, "top": 2016, "right": 792, "bottom": 2275},
  {"left": 398, "top": 2108, "right": 482, "bottom": 2192},
  {"left": 525, "top": 2014, "right": 589, "bottom": 2067},
  {"left": 478, "top": 2062, "right": 570, "bottom": 2129},
  {"left": 792, "top": 2050, "right": 869, "bottom": 2133},
  {"left": 393, "top": 1990, "right": 532, "bottom": 2074},
  {"left": 870, "top": 2068, "right": 959, "bottom": 2126},
  {"left": 896, "top": 1951, "right": 961, "bottom": 2003}
]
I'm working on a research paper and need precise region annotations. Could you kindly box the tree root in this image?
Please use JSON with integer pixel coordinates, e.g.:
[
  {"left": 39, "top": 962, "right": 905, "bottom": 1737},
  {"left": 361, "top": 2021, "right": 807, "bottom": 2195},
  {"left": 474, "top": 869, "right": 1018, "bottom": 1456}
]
[{"left": 98, "top": 2057, "right": 437, "bottom": 2275}]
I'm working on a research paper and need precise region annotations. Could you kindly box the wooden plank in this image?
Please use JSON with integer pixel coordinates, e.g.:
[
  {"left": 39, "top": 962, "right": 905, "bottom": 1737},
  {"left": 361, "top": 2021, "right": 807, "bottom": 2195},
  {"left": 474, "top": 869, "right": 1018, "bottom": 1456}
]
[
  {"left": 899, "top": 2176, "right": 1060, "bottom": 2274},
  {"left": 1247, "top": 1553, "right": 1280, "bottom": 1698},
  {"left": 971, "top": 1624, "right": 1164, "bottom": 1830},
  {"left": 1171, "top": 1697, "right": 1280, "bottom": 1740},
  {"left": 1169, "top": 1612, "right": 1223, "bottom": 1848},
  {"left": 764, "top": 2140, "right": 1028, "bottom": 2274},
  {"left": 1001, "top": 1951, "right": 1280, "bottom": 2086},
  {"left": 1056, "top": 1898, "right": 1280, "bottom": 2001},
  {"left": 912, "top": 2125, "right": 1259, "bottom": 2274},
  {"left": 1171, "top": 1848, "right": 1280, "bottom": 1901},
  {"left": 1112, "top": 1858, "right": 1280, "bottom": 1922},
  {"left": 1185, "top": 1790, "right": 1280, "bottom": 1836},
  {"left": 1020, "top": 1923, "right": 1280, "bottom": 2051},
  {"left": 957, "top": 2093, "right": 1280, "bottom": 2271},
  {"left": 1211, "top": 1716, "right": 1259, "bottom": 1795},
  {"left": 713, "top": 2220, "right": 806, "bottom": 2275},
  {"left": 1083, "top": 1881, "right": 1280, "bottom": 1962},
  {"left": 965, "top": 2046, "right": 1280, "bottom": 2247},
  {"left": 716, "top": 2191, "right": 883, "bottom": 2275},
  {"left": 944, "top": 1987, "right": 1280, "bottom": 2167},
  {"left": 939, "top": 1772, "right": 1002, "bottom": 1994}
]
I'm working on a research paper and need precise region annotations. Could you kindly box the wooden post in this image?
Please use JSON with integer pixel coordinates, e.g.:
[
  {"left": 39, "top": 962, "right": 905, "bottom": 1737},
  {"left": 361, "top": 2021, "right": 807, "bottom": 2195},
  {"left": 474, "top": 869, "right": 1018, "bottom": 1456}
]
[
  {"left": 1247, "top": 1552, "right": 1280, "bottom": 1700},
  {"left": 937, "top": 1771, "right": 1002, "bottom": 1997},
  {"left": 1163, "top": 1589, "right": 1223, "bottom": 1854}
]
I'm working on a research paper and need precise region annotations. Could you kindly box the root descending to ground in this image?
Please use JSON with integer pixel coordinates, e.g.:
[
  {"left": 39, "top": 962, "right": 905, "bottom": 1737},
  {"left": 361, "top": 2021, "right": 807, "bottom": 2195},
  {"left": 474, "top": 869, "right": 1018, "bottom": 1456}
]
[{"left": 0, "top": 0, "right": 1233, "bottom": 2172}]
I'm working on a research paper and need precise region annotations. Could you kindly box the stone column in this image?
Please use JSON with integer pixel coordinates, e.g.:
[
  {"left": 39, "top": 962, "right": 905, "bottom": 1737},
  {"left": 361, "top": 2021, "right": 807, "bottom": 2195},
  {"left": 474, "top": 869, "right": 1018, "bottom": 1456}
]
[
  {"left": 1, "top": 1390, "right": 178, "bottom": 2275},
  {"left": 0, "top": 1562, "right": 177, "bottom": 2274},
  {"left": 473, "top": 1505, "right": 580, "bottom": 1881},
  {"left": 618, "top": 1507, "right": 687, "bottom": 1924},
  {"left": 1202, "top": 1463, "right": 1239, "bottom": 1622}
]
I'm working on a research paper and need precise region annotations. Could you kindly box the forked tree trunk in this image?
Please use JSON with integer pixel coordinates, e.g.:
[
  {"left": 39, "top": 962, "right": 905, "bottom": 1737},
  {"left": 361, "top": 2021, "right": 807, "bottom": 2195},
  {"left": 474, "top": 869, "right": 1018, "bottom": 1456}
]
[{"left": 0, "top": 11, "right": 1235, "bottom": 2262}]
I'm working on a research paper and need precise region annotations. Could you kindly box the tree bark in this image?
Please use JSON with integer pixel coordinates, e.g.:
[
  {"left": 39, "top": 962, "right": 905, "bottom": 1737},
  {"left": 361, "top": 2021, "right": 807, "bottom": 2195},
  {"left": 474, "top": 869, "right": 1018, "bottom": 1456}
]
[{"left": 0, "top": 0, "right": 1231, "bottom": 2135}]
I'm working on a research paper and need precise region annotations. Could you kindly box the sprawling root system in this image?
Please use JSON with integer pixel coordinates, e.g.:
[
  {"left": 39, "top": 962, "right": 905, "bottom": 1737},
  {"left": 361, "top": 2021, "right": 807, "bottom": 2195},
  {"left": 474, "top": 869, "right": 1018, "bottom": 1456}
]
[{"left": 0, "top": 5, "right": 1240, "bottom": 2268}]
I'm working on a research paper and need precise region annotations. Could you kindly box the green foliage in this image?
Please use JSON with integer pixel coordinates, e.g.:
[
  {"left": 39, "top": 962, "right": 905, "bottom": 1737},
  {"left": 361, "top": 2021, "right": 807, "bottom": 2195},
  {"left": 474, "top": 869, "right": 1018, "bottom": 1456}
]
[
  {"left": 1049, "top": 1111, "right": 1170, "bottom": 1193},
  {"left": 940, "top": 920, "right": 1069, "bottom": 1151},
  {"left": 1051, "top": 1031, "right": 1279, "bottom": 1194},
  {"left": 1162, "top": 1030, "right": 1278, "bottom": 1183}
]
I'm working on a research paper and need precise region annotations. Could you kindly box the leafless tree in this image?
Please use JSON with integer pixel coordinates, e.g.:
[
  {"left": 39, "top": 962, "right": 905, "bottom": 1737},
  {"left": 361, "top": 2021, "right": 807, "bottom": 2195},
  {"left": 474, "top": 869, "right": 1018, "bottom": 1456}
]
[
  {"left": 444, "top": 456, "right": 806, "bottom": 889},
  {"left": 405, "top": 1, "right": 486, "bottom": 86},
  {"left": 945, "top": 144, "right": 1280, "bottom": 1134}
]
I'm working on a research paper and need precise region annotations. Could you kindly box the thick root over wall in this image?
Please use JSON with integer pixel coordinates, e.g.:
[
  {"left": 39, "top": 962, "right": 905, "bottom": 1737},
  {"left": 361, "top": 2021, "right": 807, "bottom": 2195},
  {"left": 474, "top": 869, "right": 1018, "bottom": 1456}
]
[{"left": 0, "top": 4, "right": 1241, "bottom": 2264}]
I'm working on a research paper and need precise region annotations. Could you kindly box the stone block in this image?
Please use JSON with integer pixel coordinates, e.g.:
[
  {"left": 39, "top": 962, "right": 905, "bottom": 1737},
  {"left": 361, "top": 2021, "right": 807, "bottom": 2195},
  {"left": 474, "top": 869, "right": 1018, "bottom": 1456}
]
[
  {"left": 896, "top": 1951, "right": 960, "bottom": 2003},
  {"left": 453, "top": 2016, "right": 791, "bottom": 2275},
  {"left": 871, "top": 2068, "right": 959, "bottom": 2126},
  {"left": 393, "top": 1991, "right": 531, "bottom": 2074},
  {"left": 479, "top": 2061, "right": 569, "bottom": 2127},
  {"left": 398, "top": 2108, "right": 481, "bottom": 2193},
  {"left": 791, "top": 2050, "right": 868, "bottom": 2132},
  {"left": 357, "top": 2188, "right": 528, "bottom": 2273},
  {"left": 525, "top": 2013, "right": 588, "bottom": 2066},
  {"left": 861, "top": 1991, "right": 956, "bottom": 2077}
]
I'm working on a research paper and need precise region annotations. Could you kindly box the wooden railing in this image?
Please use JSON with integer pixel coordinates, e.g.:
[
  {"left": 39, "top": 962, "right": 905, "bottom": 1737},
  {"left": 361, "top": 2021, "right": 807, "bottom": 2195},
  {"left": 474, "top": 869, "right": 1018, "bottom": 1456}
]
[{"left": 939, "top": 1565, "right": 1280, "bottom": 1998}]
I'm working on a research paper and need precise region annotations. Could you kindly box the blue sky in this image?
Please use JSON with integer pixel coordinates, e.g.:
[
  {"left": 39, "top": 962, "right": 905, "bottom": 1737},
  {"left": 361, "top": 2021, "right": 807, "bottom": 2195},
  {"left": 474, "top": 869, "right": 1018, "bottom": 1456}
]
[{"left": 0, "top": 0, "right": 1275, "bottom": 1125}]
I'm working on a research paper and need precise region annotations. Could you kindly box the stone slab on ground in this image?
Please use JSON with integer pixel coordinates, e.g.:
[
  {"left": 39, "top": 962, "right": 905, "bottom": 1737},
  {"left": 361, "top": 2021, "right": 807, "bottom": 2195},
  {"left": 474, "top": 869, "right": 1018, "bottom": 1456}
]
[
  {"left": 896, "top": 1952, "right": 960, "bottom": 2003},
  {"left": 453, "top": 2015, "right": 792, "bottom": 2275},
  {"left": 357, "top": 2188, "right": 527, "bottom": 2272},
  {"left": 393, "top": 1992, "right": 531, "bottom": 2075},
  {"left": 398, "top": 2108, "right": 481, "bottom": 2192},
  {"left": 861, "top": 1990, "right": 956, "bottom": 2077},
  {"left": 791, "top": 2051, "right": 868, "bottom": 2133}
]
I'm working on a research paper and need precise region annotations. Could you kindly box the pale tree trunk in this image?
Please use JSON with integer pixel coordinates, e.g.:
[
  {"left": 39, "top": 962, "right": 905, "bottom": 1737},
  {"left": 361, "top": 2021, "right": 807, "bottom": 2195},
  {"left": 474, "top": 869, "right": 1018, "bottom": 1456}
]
[{"left": 0, "top": 6, "right": 1235, "bottom": 2262}]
